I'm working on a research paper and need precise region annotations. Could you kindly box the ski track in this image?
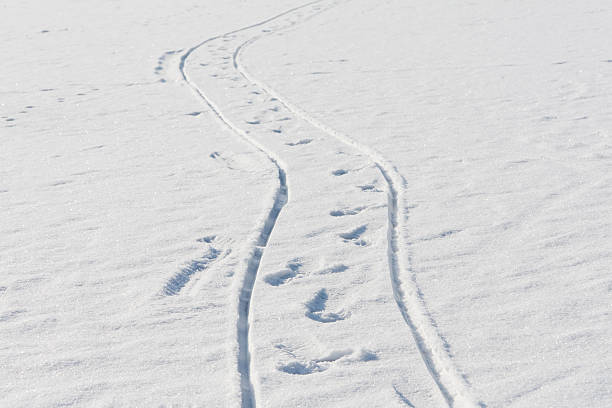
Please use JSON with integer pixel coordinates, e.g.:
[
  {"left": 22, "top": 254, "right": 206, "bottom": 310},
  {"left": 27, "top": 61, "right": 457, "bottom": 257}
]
[
  {"left": 179, "top": 0, "right": 483, "bottom": 407},
  {"left": 178, "top": 5, "right": 315, "bottom": 405},
  {"left": 232, "top": 5, "right": 484, "bottom": 407}
]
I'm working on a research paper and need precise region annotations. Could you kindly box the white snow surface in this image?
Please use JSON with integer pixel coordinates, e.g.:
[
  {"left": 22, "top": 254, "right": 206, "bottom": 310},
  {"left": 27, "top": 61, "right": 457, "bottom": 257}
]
[{"left": 1, "top": 0, "right": 611, "bottom": 407}]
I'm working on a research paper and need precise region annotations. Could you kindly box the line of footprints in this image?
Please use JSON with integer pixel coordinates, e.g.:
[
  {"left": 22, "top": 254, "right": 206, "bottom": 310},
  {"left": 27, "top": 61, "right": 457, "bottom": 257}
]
[
  {"left": 264, "top": 193, "right": 379, "bottom": 375},
  {"left": 268, "top": 255, "right": 379, "bottom": 374},
  {"left": 180, "top": 23, "right": 383, "bottom": 376}
]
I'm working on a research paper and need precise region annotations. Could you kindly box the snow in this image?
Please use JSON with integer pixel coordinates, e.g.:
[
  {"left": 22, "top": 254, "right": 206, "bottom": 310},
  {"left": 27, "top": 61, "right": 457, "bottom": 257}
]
[{"left": 2, "top": 0, "right": 611, "bottom": 407}]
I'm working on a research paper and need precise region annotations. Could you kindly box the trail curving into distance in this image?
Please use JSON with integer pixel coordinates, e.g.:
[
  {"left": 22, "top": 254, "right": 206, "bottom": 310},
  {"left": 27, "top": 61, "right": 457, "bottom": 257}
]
[
  {"left": 178, "top": 3, "right": 326, "bottom": 407},
  {"left": 178, "top": 11, "right": 314, "bottom": 408},
  {"left": 233, "top": 15, "right": 483, "bottom": 408},
  {"left": 180, "top": 0, "right": 483, "bottom": 407}
]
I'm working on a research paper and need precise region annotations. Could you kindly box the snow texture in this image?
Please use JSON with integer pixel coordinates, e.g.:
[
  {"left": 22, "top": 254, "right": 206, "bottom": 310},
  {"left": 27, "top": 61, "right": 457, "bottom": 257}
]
[{"left": 2, "top": 0, "right": 611, "bottom": 407}]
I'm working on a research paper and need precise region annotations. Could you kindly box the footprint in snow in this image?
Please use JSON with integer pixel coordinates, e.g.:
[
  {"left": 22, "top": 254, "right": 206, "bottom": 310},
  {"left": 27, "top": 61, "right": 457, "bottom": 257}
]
[
  {"left": 339, "top": 225, "right": 368, "bottom": 246},
  {"left": 162, "top": 247, "right": 221, "bottom": 296},
  {"left": 316, "top": 264, "right": 349, "bottom": 275},
  {"left": 305, "top": 288, "right": 348, "bottom": 323},
  {"left": 277, "top": 348, "right": 377, "bottom": 375},
  {"left": 330, "top": 207, "right": 364, "bottom": 217},
  {"left": 358, "top": 184, "right": 382, "bottom": 192},
  {"left": 264, "top": 259, "right": 302, "bottom": 286},
  {"left": 197, "top": 235, "right": 216, "bottom": 243},
  {"left": 285, "top": 139, "right": 312, "bottom": 146}
]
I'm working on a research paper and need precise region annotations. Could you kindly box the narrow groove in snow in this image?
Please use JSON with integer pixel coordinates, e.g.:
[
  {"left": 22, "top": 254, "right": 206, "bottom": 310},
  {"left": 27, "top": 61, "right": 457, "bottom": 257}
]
[
  {"left": 177, "top": 3, "right": 323, "bottom": 407},
  {"left": 232, "top": 9, "right": 484, "bottom": 405}
]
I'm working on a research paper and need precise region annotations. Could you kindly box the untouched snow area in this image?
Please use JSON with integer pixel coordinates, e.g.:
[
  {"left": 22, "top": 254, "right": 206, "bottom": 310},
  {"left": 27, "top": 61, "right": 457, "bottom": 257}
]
[{"left": 1, "top": 0, "right": 611, "bottom": 407}]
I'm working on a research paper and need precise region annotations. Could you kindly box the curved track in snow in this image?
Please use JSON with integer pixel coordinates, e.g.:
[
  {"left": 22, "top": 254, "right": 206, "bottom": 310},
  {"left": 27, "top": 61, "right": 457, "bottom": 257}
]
[
  {"left": 232, "top": 15, "right": 482, "bottom": 408},
  {"left": 180, "top": 1, "right": 483, "bottom": 407},
  {"left": 178, "top": 11, "right": 305, "bottom": 407}
]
